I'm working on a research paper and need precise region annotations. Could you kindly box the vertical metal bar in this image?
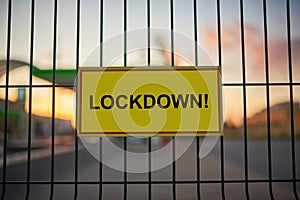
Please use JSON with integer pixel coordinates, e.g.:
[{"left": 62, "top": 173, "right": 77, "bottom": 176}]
[
  {"left": 147, "top": 0, "right": 152, "bottom": 199},
  {"left": 262, "top": 0, "right": 274, "bottom": 199},
  {"left": 196, "top": 139, "right": 200, "bottom": 200},
  {"left": 220, "top": 137, "right": 225, "bottom": 200},
  {"left": 239, "top": 0, "right": 250, "bottom": 199},
  {"left": 286, "top": 0, "right": 299, "bottom": 199},
  {"left": 124, "top": 0, "right": 127, "bottom": 67},
  {"left": 123, "top": 139, "right": 127, "bottom": 200},
  {"left": 74, "top": 0, "right": 80, "bottom": 199},
  {"left": 123, "top": 0, "right": 127, "bottom": 199},
  {"left": 169, "top": 0, "right": 176, "bottom": 199},
  {"left": 193, "top": 0, "right": 200, "bottom": 199},
  {"left": 170, "top": 0, "right": 174, "bottom": 67},
  {"left": 216, "top": 0, "right": 225, "bottom": 199},
  {"left": 0, "top": 0, "right": 12, "bottom": 199},
  {"left": 172, "top": 138, "right": 176, "bottom": 200},
  {"left": 193, "top": 0, "right": 198, "bottom": 67},
  {"left": 100, "top": 0, "right": 104, "bottom": 66},
  {"left": 147, "top": 0, "right": 151, "bottom": 67},
  {"left": 98, "top": 0, "right": 104, "bottom": 199},
  {"left": 148, "top": 138, "right": 152, "bottom": 200},
  {"left": 25, "top": 0, "right": 35, "bottom": 199},
  {"left": 98, "top": 137, "right": 103, "bottom": 200},
  {"left": 50, "top": 0, "right": 58, "bottom": 199}
]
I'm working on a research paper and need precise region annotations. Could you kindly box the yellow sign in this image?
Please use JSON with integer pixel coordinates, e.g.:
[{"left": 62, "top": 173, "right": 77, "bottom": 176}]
[{"left": 77, "top": 67, "right": 222, "bottom": 136}]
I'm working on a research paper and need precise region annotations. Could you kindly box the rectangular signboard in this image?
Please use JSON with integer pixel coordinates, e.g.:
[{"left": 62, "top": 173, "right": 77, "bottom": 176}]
[{"left": 77, "top": 67, "right": 222, "bottom": 136}]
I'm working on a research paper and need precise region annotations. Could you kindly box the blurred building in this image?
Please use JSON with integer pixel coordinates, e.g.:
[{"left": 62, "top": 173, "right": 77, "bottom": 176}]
[{"left": 0, "top": 60, "right": 76, "bottom": 144}]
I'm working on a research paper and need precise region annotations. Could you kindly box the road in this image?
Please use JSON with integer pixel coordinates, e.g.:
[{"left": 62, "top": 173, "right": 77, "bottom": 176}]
[{"left": 0, "top": 138, "right": 299, "bottom": 199}]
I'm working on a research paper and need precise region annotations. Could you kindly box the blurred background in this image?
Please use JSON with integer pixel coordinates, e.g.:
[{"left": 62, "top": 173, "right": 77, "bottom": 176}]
[{"left": 0, "top": 0, "right": 299, "bottom": 199}]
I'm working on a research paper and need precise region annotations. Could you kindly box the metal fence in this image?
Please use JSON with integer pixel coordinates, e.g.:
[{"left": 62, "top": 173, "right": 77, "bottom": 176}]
[{"left": 0, "top": 0, "right": 299, "bottom": 199}]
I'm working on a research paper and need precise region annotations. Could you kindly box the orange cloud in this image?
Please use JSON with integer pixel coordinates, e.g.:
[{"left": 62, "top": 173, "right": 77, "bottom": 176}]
[
  {"left": 203, "top": 21, "right": 300, "bottom": 81},
  {"left": 201, "top": 22, "right": 300, "bottom": 125}
]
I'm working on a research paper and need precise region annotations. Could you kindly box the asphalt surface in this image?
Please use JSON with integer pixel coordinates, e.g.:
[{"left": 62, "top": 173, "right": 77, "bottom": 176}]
[{"left": 0, "top": 138, "right": 299, "bottom": 200}]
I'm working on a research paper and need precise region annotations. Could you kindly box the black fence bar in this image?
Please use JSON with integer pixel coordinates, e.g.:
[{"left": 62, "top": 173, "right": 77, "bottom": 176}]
[
  {"left": 262, "top": 0, "right": 275, "bottom": 199},
  {"left": 169, "top": 0, "right": 176, "bottom": 199},
  {"left": 216, "top": 0, "right": 225, "bottom": 199},
  {"left": 99, "top": 136, "right": 103, "bottom": 200},
  {"left": 74, "top": 0, "right": 81, "bottom": 199},
  {"left": 25, "top": 0, "right": 35, "bottom": 199},
  {"left": 50, "top": 0, "right": 58, "bottom": 199},
  {"left": 1, "top": 82, "right": 300, "bottom": 89},
  {"left": 193, "top": 0, "right": 200, "bottom": 199},
  {"left": 239, "top": 0, "right": 250, "bottom": 199},
  {"left": 0, "top": 84, "right": 76, "bottom": 88},
  {"left": 2, "top": 179, "right": 299, "bottom": 185},
  {"left": 223, "top": 82, "right": 300, "bottom": 86},
  {"left": 286, "top": 0, "right": 299, "bottom": 199},
  {"left": 123, "top": 0, "right": 128, "bottom": 199},
  {"left": 147, "top": 0, "right": 152, "bottom": 199},
  {"left": 0, "top": 0, "right": 12, "bottom": 199},
  {"left": 99, "top": 0, "right": 104, "bottom": 199}
]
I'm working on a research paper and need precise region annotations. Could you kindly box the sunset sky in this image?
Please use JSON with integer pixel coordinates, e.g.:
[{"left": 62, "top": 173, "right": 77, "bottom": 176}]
[{"left": 0, "top": 0, "right": 299, "bottom": 126}]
